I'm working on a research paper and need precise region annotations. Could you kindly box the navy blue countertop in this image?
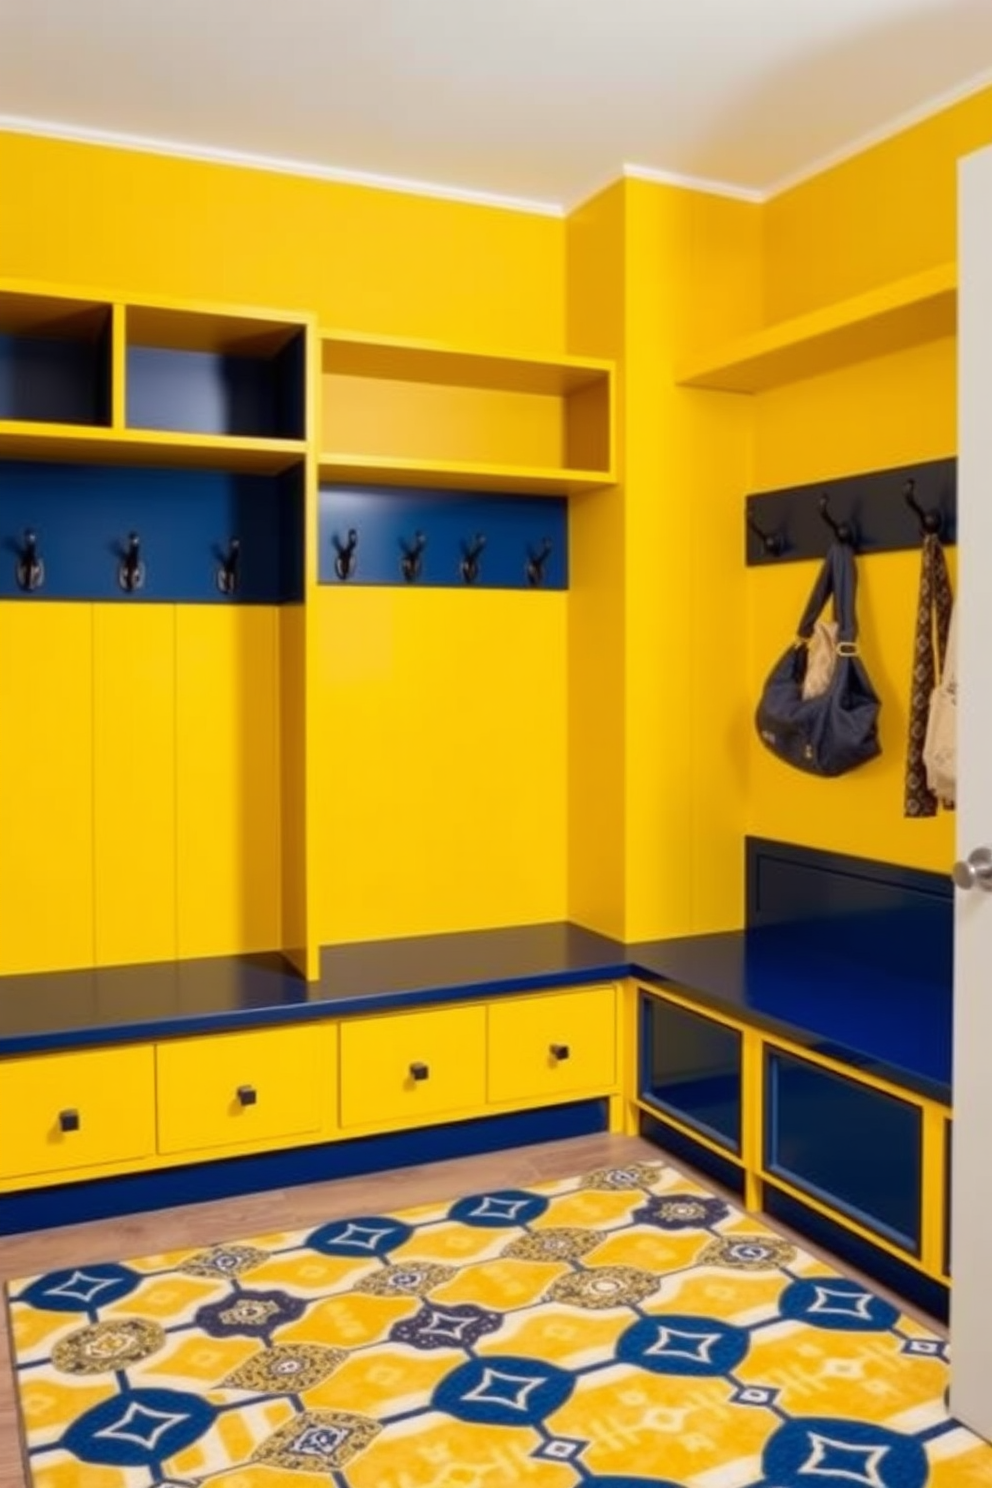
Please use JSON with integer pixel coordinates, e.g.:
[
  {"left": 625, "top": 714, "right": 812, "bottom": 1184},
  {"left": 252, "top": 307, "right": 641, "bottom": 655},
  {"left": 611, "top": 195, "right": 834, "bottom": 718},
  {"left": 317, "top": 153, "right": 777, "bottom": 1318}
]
[{"left": 0, "top": 922, "right": 952, "bottom": 1104}]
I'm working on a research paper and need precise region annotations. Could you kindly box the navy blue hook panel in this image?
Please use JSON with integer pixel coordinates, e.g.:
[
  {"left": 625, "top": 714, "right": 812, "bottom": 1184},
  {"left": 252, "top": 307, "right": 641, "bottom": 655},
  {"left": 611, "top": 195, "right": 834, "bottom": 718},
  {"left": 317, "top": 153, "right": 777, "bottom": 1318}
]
[
  {"left": 0, "top": 460, "right": 304, "bottom": 603},
  {"left": 317, "top": 485, "right": 569, "bottom": 590}
]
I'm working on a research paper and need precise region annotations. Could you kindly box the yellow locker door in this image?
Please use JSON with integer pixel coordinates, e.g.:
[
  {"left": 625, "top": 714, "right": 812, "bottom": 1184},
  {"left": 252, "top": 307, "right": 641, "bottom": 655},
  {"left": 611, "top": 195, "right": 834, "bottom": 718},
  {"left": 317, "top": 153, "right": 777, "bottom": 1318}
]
[
  {"left": 93, "top": 604, "right": 177, "bottom": 965},
  {"left": 176, "top": 606, "right": 281, "bottom": 957},
  {"left": 0, "top": 602, "right": 95, "bottom": 974}
]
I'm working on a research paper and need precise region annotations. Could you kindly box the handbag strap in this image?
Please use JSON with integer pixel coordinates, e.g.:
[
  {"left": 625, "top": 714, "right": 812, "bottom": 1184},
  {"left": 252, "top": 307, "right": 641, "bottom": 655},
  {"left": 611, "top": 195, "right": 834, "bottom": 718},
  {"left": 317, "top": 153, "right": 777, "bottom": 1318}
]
[
  {"left": 797, "top": 543, "right": 858, "bottom": 645},
  {"left": 904, "top": 533, "right": 953, "bottom": 817}
]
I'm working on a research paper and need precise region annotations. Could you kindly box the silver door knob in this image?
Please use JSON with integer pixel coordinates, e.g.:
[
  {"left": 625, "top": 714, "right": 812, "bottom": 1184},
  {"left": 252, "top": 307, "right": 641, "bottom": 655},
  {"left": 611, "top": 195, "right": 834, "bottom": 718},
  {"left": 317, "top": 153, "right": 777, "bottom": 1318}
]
[{"left": 953, "top": 847, "right": 992, "bottom": 891}]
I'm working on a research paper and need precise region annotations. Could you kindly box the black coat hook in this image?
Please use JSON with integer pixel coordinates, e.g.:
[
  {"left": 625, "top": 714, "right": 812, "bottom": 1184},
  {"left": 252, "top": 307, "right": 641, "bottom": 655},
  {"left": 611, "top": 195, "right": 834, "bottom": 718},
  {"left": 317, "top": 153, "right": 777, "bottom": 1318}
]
[
  {"left": 118, "top": 532, "right": 145, "bottom": 592},
  {"left": 746, "top": 511, "right": 784, "bottom": 557},
  {"left": 460, "top": 533, "right": 486, "bottom": 585},
  {"left": 819, "top": 493, "right": 856, "bottom": 547},
  {"left": 15, "top": 528, "right": 44, "bottom": 592},
  {"left": 217, "top": 537, "right": 241, "bottom": 595},
  {"left": 903, "top": 478, "right": 942, "bottom": 538},
  {"left": 526, "top": 538, "right": 553, "bottom": 586},
  {"left": 333, "top": 528, "right": 358, "bottom": 581},
  {"left": 400, "top": 531, "right": 426, "bottom": 583}
]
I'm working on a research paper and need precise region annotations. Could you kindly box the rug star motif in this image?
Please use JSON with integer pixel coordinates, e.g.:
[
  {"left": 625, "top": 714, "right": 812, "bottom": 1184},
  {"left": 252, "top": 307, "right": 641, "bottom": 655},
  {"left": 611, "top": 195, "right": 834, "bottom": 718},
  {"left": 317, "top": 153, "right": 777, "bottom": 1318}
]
[
  {"left": 461, "top": 1367, "right": 545, "bottom": 1411},
  {"left": 417, "top": 1309, "right": 483, "bottom": 1343},
  {"left": 45, "top": 1271, "right": 120, "bottom": 1305},
  {"left": 93, "top": 1401, "right": 189, "bottom": 1451},
  {"left": 808, "top": 1286, "right": 875, "bottom": 1321},
  {"left": 321, "top": 1223, "right": 398, "bottom": 1250},
  {"left": 644, "top": 1324, "right": 723, "bottom": 1364},
  {"left": 799, "top": 1431, "right": 891, "bottom": 1487},
  {"left": 468, "top": 1197, "right": 530, "bottom": 1220}
]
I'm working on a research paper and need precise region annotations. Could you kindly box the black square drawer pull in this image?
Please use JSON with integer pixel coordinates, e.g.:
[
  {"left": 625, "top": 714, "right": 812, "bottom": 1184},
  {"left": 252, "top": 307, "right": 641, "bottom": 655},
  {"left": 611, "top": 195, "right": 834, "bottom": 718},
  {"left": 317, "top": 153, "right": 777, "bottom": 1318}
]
[
  {"left": 236, "top": 1085, "right": 258, "bottom": 1107},
  {"left": 409, "top": 1062, "right": 430, "bottom": 1082},
  {"left": 550, "top": 1044, "right": 570, "bottom": 1061},
  {"left": 58, "top": 1109, "right": 80, "bottom": 1133}
]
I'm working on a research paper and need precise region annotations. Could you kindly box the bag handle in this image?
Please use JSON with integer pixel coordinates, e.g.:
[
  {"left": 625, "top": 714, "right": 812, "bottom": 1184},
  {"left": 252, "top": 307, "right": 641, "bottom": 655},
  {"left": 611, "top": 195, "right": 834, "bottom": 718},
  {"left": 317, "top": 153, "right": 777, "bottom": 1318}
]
[{"left": 796, "top": 543, "right": 858, "bottom": 646}]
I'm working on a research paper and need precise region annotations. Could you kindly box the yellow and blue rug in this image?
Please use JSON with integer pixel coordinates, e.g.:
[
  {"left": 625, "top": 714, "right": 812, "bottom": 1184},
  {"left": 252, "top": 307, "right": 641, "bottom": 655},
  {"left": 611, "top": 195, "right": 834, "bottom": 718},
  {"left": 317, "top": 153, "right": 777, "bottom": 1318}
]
[{"left": 8, "top": 1160, "right": 992, "bottom": 1487}]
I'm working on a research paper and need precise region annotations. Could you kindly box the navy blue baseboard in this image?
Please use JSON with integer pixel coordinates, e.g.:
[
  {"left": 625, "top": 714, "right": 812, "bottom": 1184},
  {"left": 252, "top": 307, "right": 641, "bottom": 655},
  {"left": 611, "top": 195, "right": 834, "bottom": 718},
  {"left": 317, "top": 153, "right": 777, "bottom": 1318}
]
[{"left": 0, "top": 1099, "right": 608, "bottom": 1237}]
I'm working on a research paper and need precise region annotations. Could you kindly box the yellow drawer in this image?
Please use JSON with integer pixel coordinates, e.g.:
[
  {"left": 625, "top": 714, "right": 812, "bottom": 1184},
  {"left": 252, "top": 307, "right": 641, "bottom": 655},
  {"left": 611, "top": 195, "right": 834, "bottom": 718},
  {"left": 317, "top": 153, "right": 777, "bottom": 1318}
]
[
  {"left": 340, "top": 1004, "right": 486, "bottom": 1129},
  {"left": 0, "top": 1045, "right": 156, "bottom": 1180},
  {"left": 156, "top": 1024, "right": 332, "bottom": 1155},
  {"left": 488, "top": 985, "right": 617, "bottom": 1103}
]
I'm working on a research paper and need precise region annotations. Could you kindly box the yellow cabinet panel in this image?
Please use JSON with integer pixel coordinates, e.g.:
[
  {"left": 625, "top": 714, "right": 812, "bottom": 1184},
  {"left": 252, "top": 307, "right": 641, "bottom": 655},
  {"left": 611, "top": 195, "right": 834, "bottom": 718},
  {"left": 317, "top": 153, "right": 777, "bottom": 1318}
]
[
  {"left": 487, "top": 986, "right": 617, "bottom": 1104},
  {"left": 0, "top": 1045, "right": 155, "bottom": 1179},
  {"left": 93, "top": 605, "right": 176, "bottom": 965},
  {"left": 156, "top": 1024, "right": 331, "bottom": 1155},
  {"left": 340, "top": 1005, "right": 486, "bottom": 1129},
  {"left": 176, "top": 607, "right": 281, "bottom": 958},
  {"left": 0, "top": 603, "right": 95, "bottom": 974}
]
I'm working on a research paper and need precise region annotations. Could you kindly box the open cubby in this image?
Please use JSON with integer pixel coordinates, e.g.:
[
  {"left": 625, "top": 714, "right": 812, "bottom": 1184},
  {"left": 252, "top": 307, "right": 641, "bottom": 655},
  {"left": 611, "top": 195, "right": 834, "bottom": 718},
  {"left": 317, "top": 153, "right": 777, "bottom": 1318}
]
[
  {"left": 125, "top": 306, "right": 307, "bottom": 441},
  {"left": 0, "top": 458, "right": 304, "bottom": 603},
  {"left": 319, "top": 332, "right": 614, "bottom": 495},
  {"left": 0, "top": 291, "right": 112, "bottom": 427}
]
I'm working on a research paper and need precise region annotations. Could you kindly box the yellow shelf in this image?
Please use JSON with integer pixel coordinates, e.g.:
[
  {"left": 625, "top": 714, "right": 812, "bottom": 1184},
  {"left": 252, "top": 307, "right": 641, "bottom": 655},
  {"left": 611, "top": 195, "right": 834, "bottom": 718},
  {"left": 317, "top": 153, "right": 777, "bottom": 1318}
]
[
  {"left": 0, "top": 421, "right": 306, "bottom": 474},
  {"left": 318, "top": 451, "right": 613, "bottom": 496},
  {"left": 321, "top": 330, "right": 612, "bottom": 396},
  {"left": 676, "top": 262, "right": 957, "bottom": 392}
]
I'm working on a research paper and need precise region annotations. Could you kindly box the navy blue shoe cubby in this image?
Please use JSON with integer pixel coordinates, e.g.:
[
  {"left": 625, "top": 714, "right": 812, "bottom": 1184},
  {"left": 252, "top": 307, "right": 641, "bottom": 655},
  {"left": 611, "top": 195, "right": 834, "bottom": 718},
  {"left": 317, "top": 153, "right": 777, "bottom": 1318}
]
[{"left": 0, "top": 312, "right": 113, "bottom": 428}]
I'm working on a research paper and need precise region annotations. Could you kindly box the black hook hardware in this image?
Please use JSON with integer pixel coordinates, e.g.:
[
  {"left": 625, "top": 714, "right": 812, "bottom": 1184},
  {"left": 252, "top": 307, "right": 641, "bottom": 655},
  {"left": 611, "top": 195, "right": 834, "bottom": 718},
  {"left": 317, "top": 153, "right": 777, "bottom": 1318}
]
[
  {"left": 118, "top": 532, "right": 145, "bottom": 592},
  {"left": 526, "top": 538, "right": 553, "bottom": 586},
  {"left": 15, "top": 528, "right": 44, "bottom": 592},
  {"left": 217, "top": 537, "right": 241, "bottom": 595},
  {"left": 819, "top": 493, "right": 856, "bottom": 547},
  {"left": 460, "top": 533, "right": 486, "bottom": 585},
  {"left": 400, "top": 531, "right": 426, "bottom": 583},
  {"left": 903, "top": 478, "right": 942, "bottom": 538},
  {"left": 746, "top": 511, "right": 784, "bottom": 557},
  {"left": 333, "top": 528, "right": 358, "bottom": 581}
]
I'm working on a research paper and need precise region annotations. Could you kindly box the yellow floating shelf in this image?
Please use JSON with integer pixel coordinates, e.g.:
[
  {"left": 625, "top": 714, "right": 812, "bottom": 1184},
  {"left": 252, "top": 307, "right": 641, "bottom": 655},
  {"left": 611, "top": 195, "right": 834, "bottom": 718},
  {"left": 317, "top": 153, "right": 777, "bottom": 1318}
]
[
  {"left": 676, "top": 262, "right": 957, "bottom": 393},
  {"left": 321, "top": 330, "right": 613, "bottom": 397},
  {"left": 0, "top": 421, "right": 306, "bottom": 474},
  {"left": 318, "top": 452, "right": 614, "bottom": 496}
]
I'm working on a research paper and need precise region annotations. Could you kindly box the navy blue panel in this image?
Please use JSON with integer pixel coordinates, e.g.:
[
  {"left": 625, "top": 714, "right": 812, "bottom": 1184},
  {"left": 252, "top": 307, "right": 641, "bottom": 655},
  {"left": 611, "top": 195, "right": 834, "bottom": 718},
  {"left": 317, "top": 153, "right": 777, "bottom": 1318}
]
[
  {"left": 746, "top": 457, "right": 956, "bottom": 565},
  {"left": 0, "top": 1099, "right": 607, "bottom": 1235},
  {"left": 637, "top": 1110, "right": 747, "bottom": 1198},
  {"left": 127, "top": 337, "right": 305, "bottom": 439},
  {"left": 0, "top": 459, "right": 303, "bottom": 602},
  {"left": 763, "top": 1183, "right": 948, "bottom": 1324},
  {"left": 0, "top": 328, "right": 111, "bottom": 425},
  {"left": 318, "top": 485, "right": 568, "bottom": 589},
  {"left": 745, "top": 836, "right": 953, "bottom": 989},
  {"left": 765, "top": 1047, "right": 922, "bottom": 1253},
  {"left": 640, "top": 993, "right": 742, "bottom": 1153}
]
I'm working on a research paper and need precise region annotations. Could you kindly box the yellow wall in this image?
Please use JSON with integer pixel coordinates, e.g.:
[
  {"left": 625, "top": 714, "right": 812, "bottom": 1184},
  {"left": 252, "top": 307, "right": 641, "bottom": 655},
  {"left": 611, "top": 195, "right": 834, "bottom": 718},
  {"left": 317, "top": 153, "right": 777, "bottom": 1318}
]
[{"left": 0, "top": 131, "right": 569, "bottom": 962}]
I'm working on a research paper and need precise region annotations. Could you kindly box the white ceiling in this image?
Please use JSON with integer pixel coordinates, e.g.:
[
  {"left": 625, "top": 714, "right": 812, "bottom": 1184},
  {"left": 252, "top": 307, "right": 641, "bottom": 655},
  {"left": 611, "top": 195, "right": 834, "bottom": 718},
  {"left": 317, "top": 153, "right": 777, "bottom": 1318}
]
[{"left": 2, "top": 0, "right": 992, "bottom": 212}]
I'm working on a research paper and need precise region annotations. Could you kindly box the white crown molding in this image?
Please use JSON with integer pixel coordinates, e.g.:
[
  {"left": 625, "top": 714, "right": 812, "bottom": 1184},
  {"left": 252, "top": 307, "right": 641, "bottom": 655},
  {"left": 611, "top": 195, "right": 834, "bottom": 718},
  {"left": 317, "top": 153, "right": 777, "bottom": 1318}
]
[
  {"left": 0, "top": 114, "right": 565, "bottom": 218},
  {"left": 760, "top": 65, "right": 992, "bottom": 198},
  {"left": 621, "top": 162, "right": 764, "bottom": 204}
]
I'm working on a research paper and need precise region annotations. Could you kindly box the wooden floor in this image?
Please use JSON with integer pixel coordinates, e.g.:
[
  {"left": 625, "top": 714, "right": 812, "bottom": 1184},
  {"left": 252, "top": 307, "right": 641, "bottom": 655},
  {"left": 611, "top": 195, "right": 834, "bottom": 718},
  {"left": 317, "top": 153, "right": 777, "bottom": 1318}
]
[{"left": 0, "top": 1133, "right": 945, "bottom": 1488}]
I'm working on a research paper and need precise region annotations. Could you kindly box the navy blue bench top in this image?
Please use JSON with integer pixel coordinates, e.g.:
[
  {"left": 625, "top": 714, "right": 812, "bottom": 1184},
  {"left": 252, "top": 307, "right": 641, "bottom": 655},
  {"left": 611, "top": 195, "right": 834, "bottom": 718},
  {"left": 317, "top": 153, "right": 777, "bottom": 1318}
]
[{"left": 0, "top": 920, "right": 951, "bottom": 1105}]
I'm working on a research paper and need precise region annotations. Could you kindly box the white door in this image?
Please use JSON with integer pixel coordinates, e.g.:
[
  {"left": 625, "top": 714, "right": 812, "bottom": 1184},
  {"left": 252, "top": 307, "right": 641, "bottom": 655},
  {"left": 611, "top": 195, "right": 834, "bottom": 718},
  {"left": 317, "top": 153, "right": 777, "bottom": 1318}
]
[{"left": 949, "top": 140, "right": 992, "bottom": 1437}]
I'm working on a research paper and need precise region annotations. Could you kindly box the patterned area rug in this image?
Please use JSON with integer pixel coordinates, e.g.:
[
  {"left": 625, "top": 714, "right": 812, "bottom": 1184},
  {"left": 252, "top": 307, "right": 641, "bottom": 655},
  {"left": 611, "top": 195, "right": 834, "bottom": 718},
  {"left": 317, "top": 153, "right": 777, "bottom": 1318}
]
[{"left": 8, "top": 1160, "right": 992, "bottom": 1488}]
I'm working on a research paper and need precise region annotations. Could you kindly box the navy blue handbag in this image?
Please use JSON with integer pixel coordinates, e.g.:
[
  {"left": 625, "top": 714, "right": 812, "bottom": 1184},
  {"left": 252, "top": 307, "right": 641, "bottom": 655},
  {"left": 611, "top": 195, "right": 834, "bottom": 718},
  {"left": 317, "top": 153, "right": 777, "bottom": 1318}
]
[{"left": 755, "top": 543, "right": 881, "bottom": 777}]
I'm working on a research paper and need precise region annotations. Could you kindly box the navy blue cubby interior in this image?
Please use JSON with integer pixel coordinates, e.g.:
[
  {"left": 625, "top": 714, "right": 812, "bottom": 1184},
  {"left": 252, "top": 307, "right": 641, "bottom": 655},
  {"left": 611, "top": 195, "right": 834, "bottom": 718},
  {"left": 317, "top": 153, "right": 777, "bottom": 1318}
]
[
  {"left": 318, "top": 484, "right": 569, "bottom": 589},
  {"left": 640, "top": 993, "right": 743, "bottom": 1153},
  {"left": 765, "top": 1046, "right": 923, "bottom": 1253},
  {"left": 0, "top": 459, "right": 304, "bottom": 603},
  {"left": 126, "top": 333, "right": 306, "bottom": 440},
  {"left": 0, "top": 320, "right": 112, "bottom": 427}
]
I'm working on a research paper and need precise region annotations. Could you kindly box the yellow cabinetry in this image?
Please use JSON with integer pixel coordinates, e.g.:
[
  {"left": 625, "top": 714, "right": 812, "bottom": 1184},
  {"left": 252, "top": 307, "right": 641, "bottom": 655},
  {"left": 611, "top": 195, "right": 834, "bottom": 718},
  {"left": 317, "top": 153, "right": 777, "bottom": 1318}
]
[
  {"left": 156, "top": 1024, "right": 335, "bottom": 1156},
  {"left": 0, "top": 1045, "right": 155, "bottom": 1179},
  {"left": 488, "top": 985, "right": 617, "bottom": 1104},
  {"left": 339, "top": 1004, "right": 487, "bottom": 1129},
  {"left": 0, "top": 602, "right": 96, "bottom": 975}
]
